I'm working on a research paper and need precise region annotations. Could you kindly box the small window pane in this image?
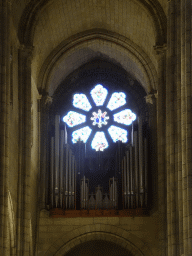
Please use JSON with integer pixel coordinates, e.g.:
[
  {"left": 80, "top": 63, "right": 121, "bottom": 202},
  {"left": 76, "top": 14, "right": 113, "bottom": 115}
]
[
  {"left": 63, "top": 111, "right": 86, "bottom": 127},
  {"left": 90, "top": 84, "right": 108, "bottom": 106},
  {"left": 72, "top": 126, "right": 92, "bottom": 143},
  {"left": 91, "top": 132, "right": 109, "bottom": 151},
  {"left": 113, "top": 109, "right": 136, "bottom": 125},
  {"left": 107, "top": 92, "right": 126, "bottom": 111},
  {"left": 73, "top": 93, "right": 92, "bottom": 111},
  {"left": 108, "top": 125, "right": 128, "bottom": 143}
]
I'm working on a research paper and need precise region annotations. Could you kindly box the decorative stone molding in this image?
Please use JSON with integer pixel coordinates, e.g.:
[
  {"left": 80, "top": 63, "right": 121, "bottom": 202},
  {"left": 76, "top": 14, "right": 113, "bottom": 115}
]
[
  {"left": 145, "top": 92, "right": 158, "bottom": 105},
  {"left": 154, "top": 44, "right": 167, "bottom": 55},
  {"left": 19, "top": 44, "right": 34, "bottom": 62}
]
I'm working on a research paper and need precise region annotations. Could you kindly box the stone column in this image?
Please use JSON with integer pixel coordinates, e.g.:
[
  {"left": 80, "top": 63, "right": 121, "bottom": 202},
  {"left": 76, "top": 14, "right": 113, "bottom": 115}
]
[
  {"left": 39, "top": 95, "right": 52, "bottom": 209},
  {"left": 17, "top": 44, "right": 33, "bottom": 256},
  {"left": 0, "top": 1, "right": 10, "bottom": 255},
  {"left": 166, "top": 1, "right": 178, "bottom": 255},
  {"left": 154, "top": 44, "right": 167, "bottom": 256},
  {"left": 145, "top": 92, "right": 158, "bottom": 208},
  {"left": 181, "top": 1, "right": 192, "bottom": 255}
]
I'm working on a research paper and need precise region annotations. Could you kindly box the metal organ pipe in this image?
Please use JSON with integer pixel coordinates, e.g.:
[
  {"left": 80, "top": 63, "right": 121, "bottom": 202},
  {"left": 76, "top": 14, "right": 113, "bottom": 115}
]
[
  {"left": 134, "top": 131, "right": 139, "bottom": 208},
  {"left": 130, "top": 146, "right": 133, "bottom": 208},
  {"left": 123, "top": 156, "right": 127, "bottom": 208},
  {"left": 144, "top": 138, "right": 148, "bottom": 207},
  {"left": 60, "top": 130, "right": 64, "bottom": 208},
  {"left": 51, "top": 137, "right": 54, "bottom": 208},
  {"left": 72, "top": 155, "right": 75, "bottom": 209},
  {"left": 69, "top": 149, "right": 72, "bottom": 208},
  {"left": 65, "top": 144, "right": 69, "bottom": 209},
  {"left": 55, "top": 115, "right": 60, "bottom": 208},
  {"left": 126, "top": 150, "right": 130, "bottom": 209},
  {"left": 138, "top": 117, "right": 144, "bottom": 207}
]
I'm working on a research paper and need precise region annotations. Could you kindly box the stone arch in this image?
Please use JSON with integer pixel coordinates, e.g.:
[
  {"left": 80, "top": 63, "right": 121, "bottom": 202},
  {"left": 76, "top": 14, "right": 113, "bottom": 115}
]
[
  {"left": 45, "top": 224, "right": 154, "bottom": 256},
  {"left": 18, "top": 0, "right": 166, "bottom": 46},
  {"left": 37, "top": 29, "right": 157, "bottom": 96}
]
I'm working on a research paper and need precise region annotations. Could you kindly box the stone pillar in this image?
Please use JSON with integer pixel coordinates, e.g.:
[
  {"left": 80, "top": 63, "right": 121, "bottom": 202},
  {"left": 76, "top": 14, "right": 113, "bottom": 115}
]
[
  {"left": 154, "top": 44, "right": 167, "bottom": 256},
  {"left": 181, "top": 1, "right": 192, "bottom": 255},
  {"left": 0, "top": 1, "right": 11, "bottom": 255},
  {"left": 17, "top": 44, "right": 33, "bottom": 256},
  {"left": 145, "top": 92, "right": 158, "bottom": 209},
  {"left": 166, "top": 1, "right": 179, "bottom": 255}
]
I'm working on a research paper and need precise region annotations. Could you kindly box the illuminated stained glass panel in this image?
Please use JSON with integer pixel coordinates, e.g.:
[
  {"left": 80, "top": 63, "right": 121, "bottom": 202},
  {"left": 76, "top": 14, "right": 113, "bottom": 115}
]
[
  {"left": 113, "top": 109, "right": 136, "bottom": 125},
  {"left": 107, "top": 92, "right": 126, "bottom": 111},
  {"left": 90, "top": 84, "right": 108, "bottom": 106},
  {"left": 73, "top": 93, "right": 92, "bottom": 111},
  {"left": 63, "top": 111, "right": 86, "bottom": 127},
  {"left": 91, "top": 132, "right": 109, "bottom": 151},
  {"left": 108, "top": 125, "right": 128, "bottom": 143},
  {"left": 90, "top": 109, "right": 109, "bottom": 128},
  {"left": 72, "top": 126, "right": 92, "bottom": 143}
]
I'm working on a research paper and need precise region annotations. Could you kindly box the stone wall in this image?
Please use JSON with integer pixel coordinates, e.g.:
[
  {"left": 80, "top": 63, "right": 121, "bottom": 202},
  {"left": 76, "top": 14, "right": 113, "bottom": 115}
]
[{"left": 37, "top": 209, "right": 159, "bottom": 256}]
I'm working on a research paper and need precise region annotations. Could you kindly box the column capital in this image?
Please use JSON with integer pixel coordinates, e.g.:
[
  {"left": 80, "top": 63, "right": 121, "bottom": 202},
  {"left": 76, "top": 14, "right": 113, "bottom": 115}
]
[
  {"left": 41, "top": 94, "right": 53, "bottom": 107},
  {"left": 19, "top": 44, "right": 34, "bottom": 61},
  {"left": 145, "top": 91, "right": 158, "bottom": 105},
  {"left": 154, "top": 44, "right": 167, "bottom": 55}
]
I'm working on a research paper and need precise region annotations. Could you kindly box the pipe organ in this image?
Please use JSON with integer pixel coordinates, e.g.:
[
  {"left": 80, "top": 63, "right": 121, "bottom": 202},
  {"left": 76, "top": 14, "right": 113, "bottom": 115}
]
[
  {"left": 122, "top": 117, "right": 149, "bottom": 209},
  {"left": 47, "top": 114, "right": 149, "bottom": 211},
  {"left": 49, "top": 115, "right": 76, "bottom": 209}
]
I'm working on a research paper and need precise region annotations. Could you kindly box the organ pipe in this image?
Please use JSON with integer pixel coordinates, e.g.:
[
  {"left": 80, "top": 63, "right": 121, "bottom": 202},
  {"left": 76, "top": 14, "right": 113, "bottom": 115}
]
[
  {"left": 126, "top": 150, "right": 130, "bottom": 209},
  {"left": 55, "top": 115, "right": 60, "bottom": 208},
  {"left": 134, "top": 131, "right": 139, "bottom": 208},
  {"left": 51, "top": 137, "right": 54, "bottom": 208},
  {"left": 144, "top": 138, "right": 148, "bottom": 207},
  {"left": 65, "top": 144, "right": 69, "bottom": 209},
  {"left": 138, "top": 117, "right": 144, "bottom": 207},
  {"left": 123, "top": 156, "right": 127, "bottom": 208},
  {"left": 72, "top": 155, "right": 75, "bottom": 209},
  {"left": 69, "top": 149, "right": 72, "bottom": 208},
  {"left": 130, "top": 145, "right": 134, "bottom": 208},
  {"left": 59, "top": 130, "right": 64, "bottom": 208}
]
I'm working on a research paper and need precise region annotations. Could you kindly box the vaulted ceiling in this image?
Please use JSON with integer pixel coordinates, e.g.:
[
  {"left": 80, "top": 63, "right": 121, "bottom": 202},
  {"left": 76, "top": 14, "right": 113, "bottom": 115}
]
[{"left": 12, "top": 0, "right": 167, "bottom": 95}]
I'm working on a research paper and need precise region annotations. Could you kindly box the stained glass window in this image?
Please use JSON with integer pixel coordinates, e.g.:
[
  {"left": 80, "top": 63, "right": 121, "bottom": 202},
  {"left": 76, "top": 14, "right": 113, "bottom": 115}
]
[
  {"left": 72, "top": 126, "right": 92, "bottom": 143},
  {"left": 108, "top": 125, "right": 128, "bottom": 143},
  {"left": 63, "top": 111, "right": 86, "bottom": 127},
  {"left": 91, "top": 109, "right": 109, "bottom": 128},
  {"left": 91, "top": 132, "right": 109, "bottom": 151},
  {"left": 73, "top": 93, "right": 92, "bottom": 111},
  {"left": 63, "top": 84, "right": 137, "bottom": 150},
  {"left": 90, "top": 84, "right": 108, "bottom": 106},
  {"left": 113, "top": 109, "right": 136, "bottom": 126},
  {"left": 107, "top": 92, "right": 126, "bottom": 111}
]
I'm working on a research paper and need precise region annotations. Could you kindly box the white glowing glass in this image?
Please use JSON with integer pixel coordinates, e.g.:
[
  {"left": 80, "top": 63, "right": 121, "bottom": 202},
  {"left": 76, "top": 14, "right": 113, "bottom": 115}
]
[
  {"left": 63, "top": 111, "right": 86, "bottom": 127},
  {"left": 113, "top": 109, "right": 136, "bottom": 125},
  {"left": 72, "top": 126, "right": 92, "bottom": 143},
  {"left": 107, "top": 92, "right": 126, "bottom": 111},
  {"left": 108, "top": 125, "right": 128, "bottom": 143},
  {"left": 90, "top": 84, "right": 108, "bottom": 106},
  {"left": 73, "top": 93, "right": 92, "bottom": 111},
  {"left": 91, "top": 132, "right": 109, "bottom": 151},
  {"left": 90, "top": 109, "right": 109, "bottom": 128}
]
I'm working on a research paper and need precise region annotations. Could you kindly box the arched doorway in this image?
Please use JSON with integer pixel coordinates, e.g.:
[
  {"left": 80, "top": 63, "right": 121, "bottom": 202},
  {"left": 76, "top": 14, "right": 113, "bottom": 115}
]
[{"left": 65, "top": 240, "right": 134, "bottom": 256}]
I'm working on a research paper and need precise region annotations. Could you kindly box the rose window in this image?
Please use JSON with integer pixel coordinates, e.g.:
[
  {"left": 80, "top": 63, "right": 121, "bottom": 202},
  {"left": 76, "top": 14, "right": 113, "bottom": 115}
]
[{"left": 63, "top": 84, "right": 136, "bottom": 151}]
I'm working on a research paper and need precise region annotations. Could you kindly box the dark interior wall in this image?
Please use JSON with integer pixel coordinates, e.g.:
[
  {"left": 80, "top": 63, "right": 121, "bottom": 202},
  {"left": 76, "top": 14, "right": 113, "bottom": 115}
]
[{"left": 65, "top": 240, "right": 133, "bottom": 256}]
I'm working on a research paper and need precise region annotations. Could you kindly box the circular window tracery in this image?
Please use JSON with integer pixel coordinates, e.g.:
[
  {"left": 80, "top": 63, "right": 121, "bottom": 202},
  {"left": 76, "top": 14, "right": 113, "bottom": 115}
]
[{"left": 63, "top": 84, "right": 136, "bottom": 151}]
